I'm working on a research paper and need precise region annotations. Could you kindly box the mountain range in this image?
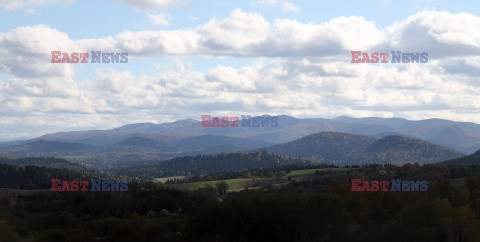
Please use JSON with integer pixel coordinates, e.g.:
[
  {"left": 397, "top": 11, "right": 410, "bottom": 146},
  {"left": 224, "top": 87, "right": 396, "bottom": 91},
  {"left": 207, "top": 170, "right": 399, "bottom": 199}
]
[
  {"left": 0, "top": 115, "right": 477, "bottom": 169},
  {"left": 17, "top": 115, "right": 480, "bottom": 153},
  {"left": 117, "top": 132, "right": 464, "bottom": 178}
]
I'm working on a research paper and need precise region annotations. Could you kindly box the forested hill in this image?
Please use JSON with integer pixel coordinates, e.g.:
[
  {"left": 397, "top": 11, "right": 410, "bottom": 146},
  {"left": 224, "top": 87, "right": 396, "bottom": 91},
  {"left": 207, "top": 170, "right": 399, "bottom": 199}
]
[
  {"left": 0, "top": 156, "right": 82, "bottom": 170},
  {"left": 263, "top": 132, "right": 464, "bottom": 165},
  {"left": 440, "top": 150, "right": 480, "bottom": 166},
  {"left": 116, "top": 151, "right": 315, "bottom": 179},
  {"left": 262, "top": 132, "right": 376, "bottom": 164},
  {"left": 366, "top": 135, "right": 463, "bottom": 164},
  {"left": 0, "top": 164, "right": 104, "bottom": 189}
]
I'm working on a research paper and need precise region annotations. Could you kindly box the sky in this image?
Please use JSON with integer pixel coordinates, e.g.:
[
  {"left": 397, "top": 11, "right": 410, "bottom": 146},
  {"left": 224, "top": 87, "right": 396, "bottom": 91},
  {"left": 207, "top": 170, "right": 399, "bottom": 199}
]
[{"left": 0, "top": 0, "right": 480, "bottom": 140}]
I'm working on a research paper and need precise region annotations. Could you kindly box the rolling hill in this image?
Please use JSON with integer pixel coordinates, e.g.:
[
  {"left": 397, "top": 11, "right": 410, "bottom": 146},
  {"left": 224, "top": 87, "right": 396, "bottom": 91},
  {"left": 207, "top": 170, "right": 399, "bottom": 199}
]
[
  {"left": 0, "top": 155, "right": 82, "bottom": 170},
  {"left": 104, "top": 137, "right": 183, "bottom": 153},
  {"left": 0, "top": 134, "right": 274, "bottom": 169},
  {"left": 172, "top": 135, "right": 273, "bottom": 150},
  {"left": 0, "top": 140, "right": 97, "bottom": 156},
  {"left": 440, "top": 150, "right": 480, "bottom": 166},
  {"left": 116, "top": 151, "right": 315, "bottom": 179},
  {"left": 263, "top": 132, "right": 464, "bottom": 165}
]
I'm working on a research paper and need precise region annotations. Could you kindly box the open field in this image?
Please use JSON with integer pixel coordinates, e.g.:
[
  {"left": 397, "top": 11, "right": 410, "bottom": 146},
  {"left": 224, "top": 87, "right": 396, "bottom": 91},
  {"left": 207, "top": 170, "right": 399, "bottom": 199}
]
[
  {"left": 0, "top": 188, "right": 51, "bottom": 195},
  {"left": 154, "top": 176, "right": 186, "bottom": 183},
  {"left": 166, "top": 177, "right": 272, "bottom": 191},
  {"left": 162, "top": 167, "right": 354, "bottom": 192},
  {"left": 285, "top": 167, "right": 353, "bottom": 177}
]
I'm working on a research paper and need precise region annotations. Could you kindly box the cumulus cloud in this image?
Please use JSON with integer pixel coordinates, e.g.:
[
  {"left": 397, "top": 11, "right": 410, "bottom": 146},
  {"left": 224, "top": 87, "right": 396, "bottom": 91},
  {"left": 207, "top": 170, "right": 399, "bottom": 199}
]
[
  {"left": 198, "top": 9, "right": 271, "bottom": 50},
  {"left": 2, "top": 56, "right": 480, "bottom": 138},
  {"left": 0, "top": 24, "right": 77, "bottom": 78},
  {"left": 4, "top": 10, "right": 477, "bottom": 65},
  {"left": 112, "top": 9, "right": 385, "bottom": 57},
  {"left": 384, "top": 11, "right": 480, "bottom": 58}
]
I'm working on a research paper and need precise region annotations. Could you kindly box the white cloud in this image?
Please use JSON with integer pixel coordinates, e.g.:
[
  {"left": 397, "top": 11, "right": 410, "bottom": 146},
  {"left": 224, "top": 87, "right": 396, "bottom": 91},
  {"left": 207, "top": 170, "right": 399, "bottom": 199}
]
[
  {"left": 0, "top": 24, "right": 77, "bottom": 78},
  {"left": 110, "top": 9, "right": 385, "bottom": 57},
  {"left": 198, "top": 9, "right": 271, "bottom": 50},
  {"left": 265, "top": 16, "right": 386, "bottom": 57},
  {"left": 5, "top": 10, "right": 476, "bottom": 62},
  {"left": 3, "top": 55, "right": 480, "bottom": 138},
  {"left": 0, "top": 0, "right": 73, "bottom": 11},
  {"left": 278, "top": 1, "right": 299, "bottom": 13},
  {"left": 116, "top": 29, "right": 200, "bottom": 56},
  {"left": 147, "top": 13, "right": 171, "bottom": 27},
  {"left": 0, "top": 11, "right": 478, "bottom": 80},
  {"left": 384, "top": 11, "right": 480, "bottom": 58},
  {"left": 0, "top": 0, "right": 24, "bottom": 10},
  {"left": 0, "top": 0, "right": 180, "bottom": 11}
]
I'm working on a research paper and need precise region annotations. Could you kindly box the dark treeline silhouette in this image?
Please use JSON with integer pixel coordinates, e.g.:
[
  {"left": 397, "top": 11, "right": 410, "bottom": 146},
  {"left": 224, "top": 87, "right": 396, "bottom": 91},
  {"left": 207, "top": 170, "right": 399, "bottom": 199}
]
[
  {"left": 2, "top": 162, "right": 480, "bottom": 241},
  {"left": 0, "top": 163, "right": 111, "bottom": 189}
]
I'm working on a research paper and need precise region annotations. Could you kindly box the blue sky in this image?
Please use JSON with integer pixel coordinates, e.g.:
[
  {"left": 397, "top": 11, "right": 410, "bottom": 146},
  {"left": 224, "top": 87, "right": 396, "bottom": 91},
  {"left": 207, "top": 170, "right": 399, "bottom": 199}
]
[
  {"left": 0, "top": 0, "right": 480, "bottom": 140},
  {"left": 2, "top": 0, "right": 475, "bottom": 37}
]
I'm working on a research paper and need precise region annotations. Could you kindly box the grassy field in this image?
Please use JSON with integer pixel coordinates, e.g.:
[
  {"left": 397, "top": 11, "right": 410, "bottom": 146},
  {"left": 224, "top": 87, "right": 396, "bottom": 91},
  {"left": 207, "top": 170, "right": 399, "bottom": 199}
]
[
  {"left": 285, "top": 168, "right": 352, "bottom": 177},
  {"left": 166, "top": 178, "right": 273, "bottom": 191},
  {"left": 162, "top": 168, "right": 354, "bottom": 192},
  {"left": 449, "top": 177, "right": 466, "bottom": 188},
  {"left": 0, "top": 188, "right": 51, "bottom": 194},
  {"left": 154, "top": 176, "right": 186, "bottom": 183}
]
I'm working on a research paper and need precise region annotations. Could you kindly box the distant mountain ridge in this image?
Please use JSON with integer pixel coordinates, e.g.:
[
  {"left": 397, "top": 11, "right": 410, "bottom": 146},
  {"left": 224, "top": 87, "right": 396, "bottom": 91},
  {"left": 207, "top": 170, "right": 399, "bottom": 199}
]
[
  {"left": 0, "top": 140, "right": 96, "bottom": 156},
  {"left": 18, "top": 115, "right": 480, "bottom": 154},
  {"left": 0, "top": 115, "right": 477, "bottom": 169},
  {"left": 0, "top": 134, "right": 274, "bottom": 169}
]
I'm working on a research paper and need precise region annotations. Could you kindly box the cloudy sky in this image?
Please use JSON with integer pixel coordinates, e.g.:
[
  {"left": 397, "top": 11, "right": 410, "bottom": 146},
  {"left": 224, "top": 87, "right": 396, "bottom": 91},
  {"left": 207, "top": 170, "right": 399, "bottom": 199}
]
[{"left": 0, "top": 0, "right": 479, "bottom": 140}]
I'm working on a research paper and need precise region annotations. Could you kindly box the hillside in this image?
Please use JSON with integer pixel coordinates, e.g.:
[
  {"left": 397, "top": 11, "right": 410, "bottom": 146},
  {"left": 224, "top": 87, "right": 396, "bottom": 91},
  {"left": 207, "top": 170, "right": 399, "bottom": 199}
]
[
  {"left": 172, "top": 135, "right": 273, "bottom": 150},
  {"left": 264, "top": 132, "right": 464, "bottom": 165},
  {"left": 393, "top": 125, "right": 480, "bottom": 153},
  {"left": 116, "top": 151, "right": 315, "bottom": 179},
  {"left": 0, "top": 156, "right": 82, "bottom": 170},
  {"left": 0, "top": 140, "right": 96, "bottom": 156},
  {"left": 262, "top": 132, "right": 376, "bottom": 164},
  {"left": 104, "top": 137, "right": 183, "bottom": 153},
  {"left": 0, "top": 163, "right": 111, "bottom": 189},
  {"left": 0, "top": 135, "right": 274, "bottom": 168},
  {"left": 440, "top": 150, "right": 480, "bottom": 166},
  {"left": 366, "top": 135, "right": 464, "bottom": 165}
]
